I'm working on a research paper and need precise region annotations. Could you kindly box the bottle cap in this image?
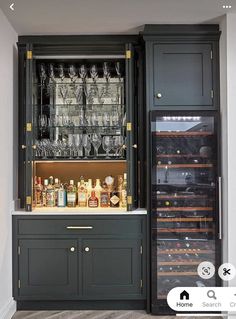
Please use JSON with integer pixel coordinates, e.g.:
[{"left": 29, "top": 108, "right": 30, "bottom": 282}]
[
  {"left": 55, "top": 178, "right": 59, "bottom": 184},
  {"left": 70, "top": 180, "right": 74, "bottom": 185},
  {"left": 44, "top": 179, "right": 49, "bottom": 186},
  {"left": 124, "top": 173, "right": 127, "bottom": 179}
]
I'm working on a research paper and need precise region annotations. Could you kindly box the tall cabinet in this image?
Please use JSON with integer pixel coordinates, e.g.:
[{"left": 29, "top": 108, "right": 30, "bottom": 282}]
[{"left": 142, "top": 25, "right": 221, "bottom": 314}]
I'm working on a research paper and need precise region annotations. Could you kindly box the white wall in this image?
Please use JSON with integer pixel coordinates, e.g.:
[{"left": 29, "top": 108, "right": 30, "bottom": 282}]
[{"left": 0, "top": 8, "right": 18, "bottom": 319}]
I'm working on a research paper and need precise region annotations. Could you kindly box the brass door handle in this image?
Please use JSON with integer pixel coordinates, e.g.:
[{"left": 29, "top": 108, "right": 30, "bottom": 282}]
[
  {"left": 84, "top": 247, "right": 90, "bottom": 252},
  {"left": 66, "top": 226, "right": 93, "bottom": 230},
  {"left": 70, "top": 247, "right": 75, "bottom": 252}
]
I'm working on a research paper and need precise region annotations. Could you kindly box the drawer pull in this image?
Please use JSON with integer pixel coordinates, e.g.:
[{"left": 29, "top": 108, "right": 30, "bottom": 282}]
[
  {"left": 66, "top": 226, "right": 93, "bottom": 230},
  {"left": 84, "top": 247, "right": 90, "bottom": 252},
  {"left": 70, "top": 247, "right": 75, "bottom": 252}
]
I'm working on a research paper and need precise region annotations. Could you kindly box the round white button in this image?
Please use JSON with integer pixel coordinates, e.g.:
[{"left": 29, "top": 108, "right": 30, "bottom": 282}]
[
  {"left": 218, "top": 263, "right": 236, "bottom": 281},
  {"left": 197, "top": 261, "right": 215, "bottom": 279}
]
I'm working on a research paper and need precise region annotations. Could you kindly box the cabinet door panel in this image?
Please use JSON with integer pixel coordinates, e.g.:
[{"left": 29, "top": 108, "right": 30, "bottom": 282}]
[
  {"left": 19, "top": 239, "right": 78, "bottom": 298},
  {"left": 82, "top": 239, "right": 142, "bottom": 299},
  {"left": 153, "top": 44, "right": 212, "bottom": 108}
]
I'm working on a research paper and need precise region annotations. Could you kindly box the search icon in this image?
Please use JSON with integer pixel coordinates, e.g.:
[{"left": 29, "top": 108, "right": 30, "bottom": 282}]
[{"left": 207, "top": 290, "right": 217, "bottom": 300}]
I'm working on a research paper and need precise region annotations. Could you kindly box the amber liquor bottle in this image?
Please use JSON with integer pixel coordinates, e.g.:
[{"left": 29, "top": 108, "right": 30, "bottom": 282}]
[
  {"left": 78, "top": 176, "right": 87, "bottom": 207},
  {"left": 100, "top": 182, "right": 109, "bottom": 208},
  {"left": 88, "top": 191, "right": 99, "bottom": 208},
  {"left": 110, "top": 186, "right": 120, "bottom": 208}
]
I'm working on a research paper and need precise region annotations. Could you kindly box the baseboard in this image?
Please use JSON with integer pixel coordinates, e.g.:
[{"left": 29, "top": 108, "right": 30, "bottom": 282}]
[
  {"left": 0, "top": 299, "right": 16, "bottom": 319},
  {"left": 17, "top": 300, "right": 146, "bottom": 311}
]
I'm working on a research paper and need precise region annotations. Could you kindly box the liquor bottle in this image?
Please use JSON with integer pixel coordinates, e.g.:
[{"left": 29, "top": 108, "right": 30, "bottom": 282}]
[
  {"left": 88, "top": 191, "right": 99, "bottom": 208},
  {"left": 34, "top": 177, "right": 43, "bottom": 207},
  {"left": 46, "top": 179, "right": 55, "bottom": 207},
  {"left": 100, "top": 182, "right": 109, "bottom": 208},
  {"left": 94, "top": 179, "right": 102, "bottom": 206},
  {"left": 34, "top": 176, "right": 38, "bottom": 205},
  {"left": 48, "top": 175, "right": 54, "bottom": 185},
  {"left": 110, "top": 185, "right": 120, "bottom": 208},
  {"left": 57, "top": 184, "right": 66, "bottom": 207},
  {"left": 54, "top": 178, "right": 60, "bottom": 206},
  {"left": 78, "top": 176, "right": 87, "bottom": 207},
  {"left": 87, "top": 178, "right": 93, "bottom": 198},
  {"left": 42, "top": 179, "right": 48, "bottom": 207},
  {"left": 121, "top": 173, "right": 127, "bottom": 208},
  {"left": 67, "top": 180, "right": 77, "bottom": 207}
]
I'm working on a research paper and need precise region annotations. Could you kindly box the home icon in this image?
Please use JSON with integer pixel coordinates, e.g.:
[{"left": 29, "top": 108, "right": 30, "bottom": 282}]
[{"left": 180, "top": 290, "right": 189, "bottom": 300}]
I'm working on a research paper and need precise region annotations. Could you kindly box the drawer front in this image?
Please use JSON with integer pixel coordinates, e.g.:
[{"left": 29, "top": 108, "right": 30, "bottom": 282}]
[{"left": 17, "top": 217, "right": 144, "bottom": 236}]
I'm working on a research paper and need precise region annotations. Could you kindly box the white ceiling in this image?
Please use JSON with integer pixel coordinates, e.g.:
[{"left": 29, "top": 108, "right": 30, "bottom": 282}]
[{"left": 0, "top": 0, "right": 235, "bottom": 35}]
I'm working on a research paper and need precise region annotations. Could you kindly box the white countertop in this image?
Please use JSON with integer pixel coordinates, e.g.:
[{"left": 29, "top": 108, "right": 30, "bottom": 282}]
[{"left": 12, "top": 207, "right": 147, "bottom": 215}]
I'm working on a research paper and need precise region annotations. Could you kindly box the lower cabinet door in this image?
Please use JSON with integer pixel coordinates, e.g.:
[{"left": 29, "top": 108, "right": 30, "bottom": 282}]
[
  {"left": 19, "top": 239, "right": 78, "bottom": 299},
  {"left": 82, "top": 239, "right": 142, "bottom": 299}
]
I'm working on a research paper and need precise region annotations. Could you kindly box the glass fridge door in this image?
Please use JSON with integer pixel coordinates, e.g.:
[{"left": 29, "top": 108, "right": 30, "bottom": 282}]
[{"left": 150, "top": 112, "right": 220, "bottom": 312}]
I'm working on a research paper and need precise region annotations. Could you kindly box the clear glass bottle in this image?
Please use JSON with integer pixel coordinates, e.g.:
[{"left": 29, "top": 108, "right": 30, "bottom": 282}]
[
  {"left": 42, "top": 179, "right": 48, "bottom": 207},
  {"left": 67, "top": 180, "right": 77, "bottom": 207},
  {"left": 46, "top": 179, "right": 55, "bottom": 207},
  {"left": 54, "top": 178, "right": 60, "bottom": 206},
  {"left": 57, "top": 183, "right": 66, "bottom": 207},
  {"left": 78, "top": 176, "right": 87, "bottom": 207},
  {"left": 35, "top": 177, "right": 43, "bottom": 207},
  {"left": 94, "top": 178, "right": 103, "bottom": 206},
  {"left": 87, "top": 178, "right": 93, "bottom": 199},
  {"left": 88, "top": 191, "right": 99, "bottom": 208}
]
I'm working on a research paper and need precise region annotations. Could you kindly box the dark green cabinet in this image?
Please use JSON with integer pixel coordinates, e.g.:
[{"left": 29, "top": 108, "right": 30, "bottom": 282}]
[
  {"left": 18, "top": 239, "right": 78, "bottom": 299},
  {"left": 82, "top": 239, "right": 142, "bottom": 299},
  {"left": 142, "top": 24, "right": 221, "bottom": 110},
  {"left": 152, "top": 43, "right": 213, "bottom": 107},
  {"left": 13, "top": 215, "right": 146, "bottom": 302}
]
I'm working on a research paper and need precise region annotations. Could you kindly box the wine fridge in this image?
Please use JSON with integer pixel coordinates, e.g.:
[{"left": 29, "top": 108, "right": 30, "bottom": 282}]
[{"left": 150, "top": 111, "right": 221, "bottom": 314}]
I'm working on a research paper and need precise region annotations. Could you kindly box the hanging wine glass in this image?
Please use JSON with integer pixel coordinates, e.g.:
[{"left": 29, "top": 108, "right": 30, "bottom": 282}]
[
  {"left": 58, "top": 64, "right": 65, "bottom": 81},
  {"left": 69, "top": 64, "right": 78, "bottom": 82},
  {"left": 91, "top": 133, "right": 102, "bottom": 158},
  {"left": 48, "top": 64, "right": 56, "bottom": 83},
  {"left": 74, "top": 134, "right": 83, "bottom": 158},
  {"left": 39, "top": 64, "right": 47, "bottom": 85},
  {"left": 103, "top": 62, "right": 110, "bottom": 82},
  {"left": 79, "top": 65, "right": 87, "bottom": 82},
  {"left": 90, "top": 65, "right": 98, "bottom": 83},
  {"left": 103, "top": 112, "right": 110, "bottom": 126},
  {"left": 115, "top": 62, "right": 121, "bottom": 80},
  {"left": 102, "top": 136, "right": 113, "bottom": 159}
]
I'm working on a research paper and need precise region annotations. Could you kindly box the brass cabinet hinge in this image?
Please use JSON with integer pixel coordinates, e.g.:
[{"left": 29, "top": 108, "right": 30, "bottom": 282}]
[
  {"left": 126, "top": 122, "right": 132, "bottom": 131},
  {"left": 26, "top": 50, "right": 33, "bottom": 60},
  {"left": 140, "top": 245, "right": 143, "bottom": 255},
  {"left": 26, "top": 123, "right": 32, "bottom": 132},
  {"left": 211, "top": 90, "right": 214, "bottom": 99},
  {"left": 18, "top": 246, "right": 21, "bottom": 255},
  {"left": 126, "top": 50, "right": 131, "bottom": 59},
  {"left": 18, "top": 280, "right": 21, "bottom": 289},
  {"left": 211, "top": 50, "right": 213, "bottom": 60},
  {"left": 26, "top": 196, "right": 32, "bottom": 205},
  {"left": 127, "top": 196, "right": 132, "bottom": 205},
  {"left": 140, "top": 279, "right": 143, "bottom": 288}
]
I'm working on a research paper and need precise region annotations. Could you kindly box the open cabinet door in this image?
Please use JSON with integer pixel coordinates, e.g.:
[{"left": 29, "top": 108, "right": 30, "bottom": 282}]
[
  {"left": 125, "top": 43, "right": 138, "bottom": 211},
  {"left": 24, "top": 43, "right": 33, "bottom": 211}
]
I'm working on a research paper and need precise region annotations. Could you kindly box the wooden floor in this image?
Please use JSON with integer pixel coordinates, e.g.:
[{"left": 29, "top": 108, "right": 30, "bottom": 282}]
[{"left": 12, "top": 311, "right": 223, "bottom": 319}]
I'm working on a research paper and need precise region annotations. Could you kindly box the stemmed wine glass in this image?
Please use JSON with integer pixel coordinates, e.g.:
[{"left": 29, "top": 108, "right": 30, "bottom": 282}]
[
  {"left": 39, "top": 64, "right": 47, "bottom": 85},
  {"left": 111, "top": 108, "right": 120, "bottom": 126},
  {"left": 115, "top": 62, "right": 121, "bottom": 80},
  {"left": 102, "top": 136, "right": 113, "bottom": 158},
  {"left": 74, "top": 134, "right": 83, "bottom": 158},
  {"left": 38, "top": 114, "right": 47, "bottom": 128},
  {"left": 82, "top": 134, "right": 91, "bottom": 158},
  {"left": 91, "top": 133, "right": 102, "bottom": 158},
  {"left": 79, "top": 65, "right": 87, "bottom": 82},
  {"left": 103, "top": 62, "right": 110, "bottom": 82},
  {"left": 103, "top": 112, "right": 110, "bottom": 126},
  {"left": 90, "top": 65, "right": 98, "bottom": 82},
  {"left": 113, "top": 136, "right": 124, "bottom": 158}
]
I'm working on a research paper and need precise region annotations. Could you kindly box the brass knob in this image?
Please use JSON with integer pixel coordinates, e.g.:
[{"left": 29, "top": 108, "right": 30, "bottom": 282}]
[
  {"left": 132, "top": 144, "right": 138, "bottom": 149},
  {"left": 32, "top": 145, "right": 37, "bottom": 150},
  {"left": 70, "top": 247, "right": 75, "bottom": 252},
  {"left": 84, "top": 247, "right": 90, "bottom": 252},
  {"left": 156, "top": 93, "right": 162, "bottom": 99},
  {"left": 21, "top": 145, "right": 26, "bottom": 149}
]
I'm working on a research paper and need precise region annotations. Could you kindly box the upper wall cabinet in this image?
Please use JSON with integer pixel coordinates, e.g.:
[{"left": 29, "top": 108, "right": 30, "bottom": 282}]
[{"left": 142, "top": 25, "right": 221, "bottom": 110}]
